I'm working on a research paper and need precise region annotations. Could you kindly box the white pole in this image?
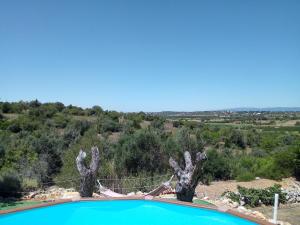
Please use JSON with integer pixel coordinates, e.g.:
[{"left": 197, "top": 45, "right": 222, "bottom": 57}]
[{"left": 272, "top": 193, "right": 279, "bottom": 224}]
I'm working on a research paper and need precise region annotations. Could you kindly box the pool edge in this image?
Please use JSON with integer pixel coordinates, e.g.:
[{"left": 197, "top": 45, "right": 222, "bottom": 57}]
[{"left": 0, "top": 197, "right": 273, "bottom": 225}]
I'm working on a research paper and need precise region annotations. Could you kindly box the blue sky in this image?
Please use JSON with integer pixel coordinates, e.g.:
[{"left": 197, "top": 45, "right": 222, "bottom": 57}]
[{"left": 1, "top": 0, "right": 300, "bottom": 111}]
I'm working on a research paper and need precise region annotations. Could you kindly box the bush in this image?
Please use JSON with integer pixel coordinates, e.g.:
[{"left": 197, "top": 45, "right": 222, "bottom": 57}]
[
  {"left": 172, "top": 120, "right": 181, "bottom": 128},
  {"left": 97, "top": 116, "right": 120, "bottom": 133},
  {"left": 115, "top": 129, "right": 164, "bottom": 176},
  {"left": 53, "top": 114, "right": 70, "bottom": 128},
  {"left": 202, "top": 149, "right": 233, "bottom": 182},
  {"left": 0, "top": 171, "right": 22, "bottom": 198},
  {"left": 236, "top": 172, "right": 255, "bottom": 182},
  {"left": 22, "top": 178, "right": 39, "bottom": 191},
  {"left": 225, "top": 184, "right": 286, "bottom": 207},
  {"left": 294, "top": 147, "right": 300, "bottom": 181}
]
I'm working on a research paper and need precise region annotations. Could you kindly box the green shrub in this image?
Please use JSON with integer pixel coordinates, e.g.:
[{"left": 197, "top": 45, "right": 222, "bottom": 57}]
[
  {"left": 226, "top": 184, "right": 286, "bottom": 207},
  {"left": 0, "top": 171, "right": 22, "bottom": 198},
  {"left": 22, "top": 178, "right": 39, "bottom": 191},
  {"left": 202, "top": 149, "right": 233, "bottom": 182},
  {"left": 236, "top": 172, "right": 255, "bottom": 182},
  {"left": 53, "top": 114, "right": 70, "bottom": 128},
  {"left": 97, "top": 116, "right": 120, "bottom": 133},
  {"left": 294, "top": 147, "right": 300, "bottom": 181}
]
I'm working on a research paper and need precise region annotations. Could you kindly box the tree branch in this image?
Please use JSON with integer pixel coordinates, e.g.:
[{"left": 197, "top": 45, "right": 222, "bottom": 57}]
[
  {"left": 196, "top": 152, "right": 207, "bottom": 163},
  {"left": 76, "top": 149, "right": 88, "bottom": 176},
  {"left": 90, "top": 146, "right": 100, "bottom": 172},
  {"left": 184, "top": 151, "right": 193, "bottom": 172},
  {"left": 169, "top": 157, "right": 183, "bottom": 179}
]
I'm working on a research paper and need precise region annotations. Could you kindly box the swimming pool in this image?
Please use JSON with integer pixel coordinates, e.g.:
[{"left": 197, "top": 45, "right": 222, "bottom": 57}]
[{"left": 0, "top": 200, "right": 260, "bottom": 225}]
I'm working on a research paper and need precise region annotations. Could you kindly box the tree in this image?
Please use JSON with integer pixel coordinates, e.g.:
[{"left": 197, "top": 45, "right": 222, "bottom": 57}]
[
  {"left": 76, "top": 146, "right": 100, "bottom": 197},
  {"left": 0, "top": 170, "right": 22, "bottom": 198},
  {"left": 294, "top": 147, "right": 300, "bottom": 181},
  {"left": 169, "top": 151, "right": 207, "bottom": 202},
  {"left": 87, "top": 106, "right": 103, "bottom": 116},
  {"left": 115, "top": 129, "right": 164, "bottom": 176},
  {"left": 202, "top": 149, "right": 233, "bottom": 182},
  {"left": 96, "top": 114, "right": 120, "bottom": 133},
  {"left": 2, "top": 102, "right": 11, "bottom": 113}
]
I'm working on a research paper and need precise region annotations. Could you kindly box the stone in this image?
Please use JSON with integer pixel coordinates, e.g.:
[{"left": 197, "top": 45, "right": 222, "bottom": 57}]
[
  {"left": 252, "top": 211, "right": 266, "bottom": 220},
  {"left": 231, "top": 202, "right": 239, "bottom": 208},
  {"left": 62, "top": 192, "right": 80, "bottom": 200},
  {"left": 237, "top": 206, "right": 247, "bottom": 212},
  {"left": 222, "top": 198, "right": 230, "bottom": 204},
  {"left": 136, "top": 191, "right": 143, "bottom": 196},
  {"left": 127, "top": 192, "right": 135, "bottom": 196}
]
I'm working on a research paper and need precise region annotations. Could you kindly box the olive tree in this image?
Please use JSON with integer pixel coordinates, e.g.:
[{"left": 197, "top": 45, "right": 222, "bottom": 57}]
[
  {"left": 76, "top": 146, "right": 100, "bottom": 197},
  {"left": 169, "top": 151, "right": 207, "bottom": 202}
]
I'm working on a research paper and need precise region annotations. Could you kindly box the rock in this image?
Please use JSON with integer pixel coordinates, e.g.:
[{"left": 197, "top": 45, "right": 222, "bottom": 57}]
[
  {"left": 251, "top": 211, "right": 266, "bottom": 220},
  {"left": 237, "top": 206, "right": 247, "bottom": 212},
  {"left": 127, "top": 192, "right": 135, "bottom": 196},
  {"left": 282, "top": 181, "right": 300, "bottom": 203},
  {"left": 93, "top": 193, "right": 101, "bottom": 198},
  {"left": 66, "top": 188, "right": 76, "bottom": 192},
  {"left": 136, "top": 191, "right": 143, "bottom": 196},
  {"left": 222, "top": 198, "right": 230, "bottom": 204},
  {"left": 62, "top": 192, "right": 80, "bottom": 200},
  {"left": 144, "top": 195, "right": 153, "bottom": 200},
  {"left": 231, "top": 202, "right": 239, "bottom": 208}
]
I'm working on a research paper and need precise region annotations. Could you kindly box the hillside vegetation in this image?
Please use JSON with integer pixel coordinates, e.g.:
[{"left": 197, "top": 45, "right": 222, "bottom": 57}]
[{"left": 0, "top": 100, "right": 299, "bottom": 197}]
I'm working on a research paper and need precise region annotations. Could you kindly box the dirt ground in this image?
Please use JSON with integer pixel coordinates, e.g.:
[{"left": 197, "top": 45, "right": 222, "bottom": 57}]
[
  {"left": 196, "top": 178, "right": 298, "bottom": 224},
  {"left": 255, "top": 204, "right": 300, "bottom": 225},
  {"left": 196, "top": 178, "right": 293, "bottom": 200}
]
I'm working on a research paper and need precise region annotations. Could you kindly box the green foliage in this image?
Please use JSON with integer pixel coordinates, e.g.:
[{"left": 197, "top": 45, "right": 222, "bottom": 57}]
[
  {"left": 63, "top": 105, "right": 85, "bottom": 115},
  {"left": 225, "top": 129, "right": 247, "bottom": 149},
  {"left": 53, "top": 113, "right": 70, "bottom": 128},
  {"left": 96, "top": 115, "right": 120, "bottom": 133},
  {"left": 202, "top": 149, "right": 233, "bottom": 183},
  {"left": 86, "top": 106, "right": 103, "bottom": 116},
  {"left": 172, "top": 120, "right": 182, "bottom": 128},
  {"left": 0, "top": 171, "right": 22, "bottom": 198},
  {"left": 236, "top": 172, "right": 256, "bottom": 182},
  {"left": 294, "top": 147, "right": 300, "bottom": 181},
  {"left": 56, "top": 128, "right": 103, "bottom": 189},
  {"left": 1, "top": 100, "right": 300, "bottom": 197},
  {"left": 22, "top": 178, "right": 39, "bottom": 191},
  {"left": 115, "top": 129, "right": 165, "bottom": 176},
  {"left": 226, "top": 184, "right": 286, "bottom": 207},
  {"left": 151, "top": 117, "right": 165, "bottom": 129}
]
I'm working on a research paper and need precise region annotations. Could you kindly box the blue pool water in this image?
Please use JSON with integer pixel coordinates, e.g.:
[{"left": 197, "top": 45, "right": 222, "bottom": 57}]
[{"left": 0, "top": 200, "right": 258, "bottom": 225}]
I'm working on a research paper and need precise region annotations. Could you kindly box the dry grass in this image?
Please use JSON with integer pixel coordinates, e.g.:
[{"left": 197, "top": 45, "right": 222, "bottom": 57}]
[
  {"left": 140, "top": 121, "right": 151, "bottom": 129},
  {"left": 3, "top": 113, "right": 19, "bottom": 120}
]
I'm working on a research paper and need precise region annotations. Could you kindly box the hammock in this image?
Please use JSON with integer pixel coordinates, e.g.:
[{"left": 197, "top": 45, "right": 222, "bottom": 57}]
[{"left": 97, "top": 175, "right": 174, "bottom": 198}]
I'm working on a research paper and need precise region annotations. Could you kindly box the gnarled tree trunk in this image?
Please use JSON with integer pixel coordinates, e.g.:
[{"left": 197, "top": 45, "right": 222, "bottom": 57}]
[
  {"left": 169, "top": 151, "right": 207, "bottom": 202},
  {"left": 76, "top": 146, "right": 100, "bottom": 197}
]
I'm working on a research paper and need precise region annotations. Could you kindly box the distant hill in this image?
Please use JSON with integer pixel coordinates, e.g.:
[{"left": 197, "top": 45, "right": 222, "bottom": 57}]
[
  {"left": 152, "top": 107, "right": 300, "bottom": 117},
  {"left": 224, "top": 107, "right": 300, "bottom": 112}
]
